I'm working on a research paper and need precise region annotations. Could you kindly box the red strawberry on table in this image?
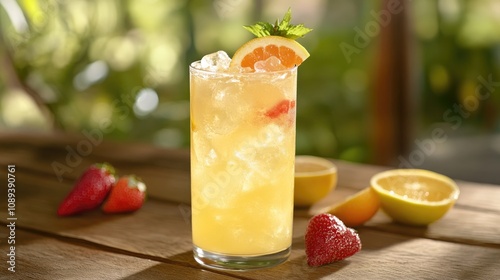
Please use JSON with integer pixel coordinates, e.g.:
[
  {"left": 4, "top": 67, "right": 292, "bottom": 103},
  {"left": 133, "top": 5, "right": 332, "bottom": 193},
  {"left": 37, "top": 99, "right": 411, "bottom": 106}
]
[
  {"left": 102, "top": 175, "right": 146, "bottom": 214},
  {"left": 57, "top": 163, "right": 116, "bottom": 216},
  {"left": 305, "top": 213, "right": 362, "bottom": 267}
]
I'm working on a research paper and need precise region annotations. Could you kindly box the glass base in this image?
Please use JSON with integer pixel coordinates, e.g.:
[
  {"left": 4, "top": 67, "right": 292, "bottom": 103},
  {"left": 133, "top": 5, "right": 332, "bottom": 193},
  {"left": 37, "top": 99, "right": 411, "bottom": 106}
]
[{"left": 193, "top": 245, "right": 291, "bottom": 271}]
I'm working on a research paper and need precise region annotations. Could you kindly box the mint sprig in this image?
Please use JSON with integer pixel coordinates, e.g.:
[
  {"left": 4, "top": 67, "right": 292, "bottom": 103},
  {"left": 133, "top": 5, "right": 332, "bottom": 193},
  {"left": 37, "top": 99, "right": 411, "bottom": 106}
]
[{"left": 243, "top": 8, "right": 312, "bottom": 40}]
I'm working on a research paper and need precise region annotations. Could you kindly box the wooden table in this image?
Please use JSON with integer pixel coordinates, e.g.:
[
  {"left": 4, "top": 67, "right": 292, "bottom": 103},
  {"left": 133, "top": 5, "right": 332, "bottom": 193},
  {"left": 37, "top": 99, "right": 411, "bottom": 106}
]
[{"left": 1, "top": 133, "right": 499, "bottom": 279}]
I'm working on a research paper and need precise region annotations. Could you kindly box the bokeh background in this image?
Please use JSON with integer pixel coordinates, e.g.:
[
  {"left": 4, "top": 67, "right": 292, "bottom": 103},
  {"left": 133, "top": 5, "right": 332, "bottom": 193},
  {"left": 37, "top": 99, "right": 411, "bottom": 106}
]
[{"left": 1, "top": 0, "right": 499, "bottom": 183}]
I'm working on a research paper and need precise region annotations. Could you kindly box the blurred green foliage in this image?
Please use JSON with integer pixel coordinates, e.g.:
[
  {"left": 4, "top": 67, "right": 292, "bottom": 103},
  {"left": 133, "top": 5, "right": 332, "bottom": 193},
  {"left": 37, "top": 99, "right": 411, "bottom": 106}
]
[
  {"left": 0, "top": 0, "right": 499, "bottom": 164},
  {"left": 412, "top": 0, "right": 500, "bottom": 132}
]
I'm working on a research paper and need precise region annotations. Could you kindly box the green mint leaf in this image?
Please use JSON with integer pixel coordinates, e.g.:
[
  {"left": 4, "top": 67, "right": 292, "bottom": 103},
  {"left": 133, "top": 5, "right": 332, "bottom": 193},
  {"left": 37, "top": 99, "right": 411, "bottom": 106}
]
[
  {"left": 243, "top": 22, "right": 273, "bottom": 38},
  {"left": 284, "top": 24, "right": 313, "bottom": 40},
  {"left": 244, "top": 8, "right": 312, "bottom": 40},
  {"left": 278, "top": 8, "right": 292, "bottom": 31}
]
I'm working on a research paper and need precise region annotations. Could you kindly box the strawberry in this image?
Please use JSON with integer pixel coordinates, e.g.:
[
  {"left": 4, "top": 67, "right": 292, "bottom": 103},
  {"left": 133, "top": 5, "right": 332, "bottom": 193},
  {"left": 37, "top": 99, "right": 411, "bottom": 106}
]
[
  {"left": 265, "top": 99, "right": 296, "bottom": 118},
  {"left": 57, "top": 163, "right": 116, "bottom": 216},
  {"left": 305, "top": 213, "right": 361, "bottom": 267},
  {"left": 102, "top": 176, "right": 146, "bottom": 214}
]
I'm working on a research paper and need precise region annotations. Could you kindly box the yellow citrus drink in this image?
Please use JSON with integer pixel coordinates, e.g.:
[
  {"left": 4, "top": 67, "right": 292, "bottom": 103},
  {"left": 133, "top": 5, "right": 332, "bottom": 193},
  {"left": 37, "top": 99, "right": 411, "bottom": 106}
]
[
  {"left": 190, "top": 63, "right": 297, "bottom": 269},
  {"left": 189, "top": 8, "right": 311, "bottom": 270}
]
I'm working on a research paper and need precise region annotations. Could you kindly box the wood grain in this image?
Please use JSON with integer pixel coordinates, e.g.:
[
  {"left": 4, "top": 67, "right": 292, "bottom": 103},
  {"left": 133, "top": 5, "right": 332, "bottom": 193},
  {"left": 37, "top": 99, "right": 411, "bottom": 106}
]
[
  {"left": 0, "top": 230, "right": 238, "bottom": 280},
  {"left": 1, "top": 132, "right": 499, "bottom": 279},
  {"left": 0, "top": 132, "right": 191, "bottom": 204}
]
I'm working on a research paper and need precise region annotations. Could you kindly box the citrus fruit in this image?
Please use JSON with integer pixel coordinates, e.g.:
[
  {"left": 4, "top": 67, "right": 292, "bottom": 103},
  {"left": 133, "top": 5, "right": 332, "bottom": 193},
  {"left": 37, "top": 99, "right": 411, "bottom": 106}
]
[
  {"left": 324, "top": 187, "right": 380, "bottom": 227},
  {"left": 294, "top": 156, "right": 337, "bottom": 207},
  {"left": 230, "top": 36, "right": 310, "bottom": 71},
  {"left": 370, "top": 169, "right": 460, "bottom": 226}
]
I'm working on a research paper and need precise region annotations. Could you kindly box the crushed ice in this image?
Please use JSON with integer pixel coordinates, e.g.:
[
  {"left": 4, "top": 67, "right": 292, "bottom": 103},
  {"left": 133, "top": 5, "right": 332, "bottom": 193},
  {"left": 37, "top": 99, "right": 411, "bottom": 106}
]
[
  {"left": 197, "top": 51, "right": 231, "bottom": 72},
  {"left": 193, "top": 52, "right": 289, "bottom": 73},
  {"left": 254, "top": 56, "right": 286, "bottom": 72}
]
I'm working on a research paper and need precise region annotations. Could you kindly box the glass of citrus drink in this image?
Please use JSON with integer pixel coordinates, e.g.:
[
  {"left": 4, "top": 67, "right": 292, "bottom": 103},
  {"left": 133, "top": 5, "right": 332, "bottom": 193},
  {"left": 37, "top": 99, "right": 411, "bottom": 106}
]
[{"left": 189, "top": 11, "right": 310, "bottom": 270}]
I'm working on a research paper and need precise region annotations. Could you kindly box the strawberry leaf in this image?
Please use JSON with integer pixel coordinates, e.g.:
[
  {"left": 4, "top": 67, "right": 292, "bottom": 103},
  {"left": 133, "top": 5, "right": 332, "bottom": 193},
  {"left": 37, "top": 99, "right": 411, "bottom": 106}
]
[{"left": 94, "top": 162, "right": 116, "bottom": 176}]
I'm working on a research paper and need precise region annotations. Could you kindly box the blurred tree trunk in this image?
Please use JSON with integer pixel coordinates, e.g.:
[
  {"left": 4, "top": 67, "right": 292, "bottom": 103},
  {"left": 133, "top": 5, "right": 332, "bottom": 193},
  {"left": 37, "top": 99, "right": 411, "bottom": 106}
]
[
  {"left": 0, "top": 43, "right": 61, "bottom": 130},
  {"left": 371, "top": 0, "right": 415, "bottom": 166}
]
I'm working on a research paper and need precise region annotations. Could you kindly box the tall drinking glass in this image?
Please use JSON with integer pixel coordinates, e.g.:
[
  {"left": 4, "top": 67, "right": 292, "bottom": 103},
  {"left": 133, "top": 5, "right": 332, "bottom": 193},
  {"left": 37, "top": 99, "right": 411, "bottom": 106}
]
[{"left": 189, "top": 62, "right": 297, "bottom": 270}]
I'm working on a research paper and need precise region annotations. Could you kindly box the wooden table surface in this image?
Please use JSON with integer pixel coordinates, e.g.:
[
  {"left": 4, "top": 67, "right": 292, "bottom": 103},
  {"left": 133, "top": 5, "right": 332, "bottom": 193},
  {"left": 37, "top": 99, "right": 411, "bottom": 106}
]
[{"left": 1, "top": 132, "right": 499, "bottom": 279}]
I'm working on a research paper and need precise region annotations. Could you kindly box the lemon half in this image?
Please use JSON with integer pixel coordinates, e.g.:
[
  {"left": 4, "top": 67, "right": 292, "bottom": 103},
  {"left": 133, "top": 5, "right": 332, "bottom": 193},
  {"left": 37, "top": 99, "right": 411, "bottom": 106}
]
[
  {"left": 294, "top": 156, "right": 337, "bottom": 207},
  {"left": 370, "top": 169, "right": 460, "bottom": 226}
]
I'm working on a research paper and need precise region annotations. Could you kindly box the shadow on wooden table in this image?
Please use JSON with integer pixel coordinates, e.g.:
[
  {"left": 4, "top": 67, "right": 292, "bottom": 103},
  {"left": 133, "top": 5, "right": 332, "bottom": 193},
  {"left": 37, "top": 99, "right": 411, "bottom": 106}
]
[
  {"left": 121, "top": 262, "right": 236, "bottom": 280},
  {"left": 357, "top": 226, "right": 418, "bottom": 251},
  {"left": 156, "top": 246, "right": 351, "bottom": 280}
]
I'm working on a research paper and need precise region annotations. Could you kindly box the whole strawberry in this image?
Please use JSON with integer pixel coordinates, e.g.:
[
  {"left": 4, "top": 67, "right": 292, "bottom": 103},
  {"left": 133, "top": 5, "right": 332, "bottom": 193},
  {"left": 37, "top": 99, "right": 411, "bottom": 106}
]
[
  {"left": 102, "top": 175, "right": 146, "bottom": 214},
  {"left": 57, "top": 163, "right": 116, "bottom": 216},
  {"left": 305, "top": 213, "right": 361, "bottom": 267}
]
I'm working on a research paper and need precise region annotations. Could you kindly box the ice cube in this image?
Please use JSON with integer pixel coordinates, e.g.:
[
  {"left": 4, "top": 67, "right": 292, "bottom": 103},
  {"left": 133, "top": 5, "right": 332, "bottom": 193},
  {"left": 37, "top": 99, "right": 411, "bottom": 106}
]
[
  {"left": 199, "top": 51, "right": 231, "bottom": 72},
  {"left": 254, "top": 56, "right": 286, "bottom": 72}
]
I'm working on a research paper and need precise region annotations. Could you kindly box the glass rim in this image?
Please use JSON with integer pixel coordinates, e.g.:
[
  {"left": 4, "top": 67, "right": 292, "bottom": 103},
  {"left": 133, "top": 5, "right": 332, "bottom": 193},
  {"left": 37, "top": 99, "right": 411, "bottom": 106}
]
[{"left": 189, "top": 61, "right": 298, "bottom": 76}]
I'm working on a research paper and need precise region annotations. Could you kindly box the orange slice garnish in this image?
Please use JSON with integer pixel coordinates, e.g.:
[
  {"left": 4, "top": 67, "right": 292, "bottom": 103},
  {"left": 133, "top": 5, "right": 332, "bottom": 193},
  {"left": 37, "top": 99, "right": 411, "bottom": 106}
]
[{"left": 230, "top": 36, "right": 310, "bottom": 71}]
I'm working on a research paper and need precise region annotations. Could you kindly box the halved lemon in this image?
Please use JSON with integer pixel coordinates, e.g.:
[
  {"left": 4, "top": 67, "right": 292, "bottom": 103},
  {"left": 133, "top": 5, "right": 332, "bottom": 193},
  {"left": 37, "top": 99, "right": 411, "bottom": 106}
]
[
  {"left": 294, "top": 156, "right": 337, "bottom": 207},
  {"left": 370, "top": 169, "right": 460, "bottom": 226},
  {"left": 323, "top": 187, "right": 380, "bottom": 227},
  {"left": 230, "top": 36, "right": 310, "bottom": 71}
]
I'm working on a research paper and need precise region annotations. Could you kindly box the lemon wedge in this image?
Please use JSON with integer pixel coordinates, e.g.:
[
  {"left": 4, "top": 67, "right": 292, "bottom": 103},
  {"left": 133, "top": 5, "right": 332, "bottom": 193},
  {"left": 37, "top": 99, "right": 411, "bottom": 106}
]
[{"left": 324, "top": 187, "right": 380, "bottom": 227}]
